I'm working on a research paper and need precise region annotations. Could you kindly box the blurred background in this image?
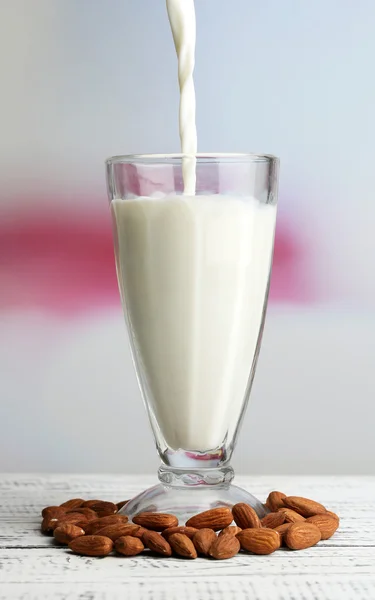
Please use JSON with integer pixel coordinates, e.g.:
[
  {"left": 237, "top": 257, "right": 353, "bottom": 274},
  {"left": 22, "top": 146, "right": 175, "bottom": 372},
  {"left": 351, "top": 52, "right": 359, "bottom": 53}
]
[{"left": 1, "top": 0, "right": 374, "bottom": 475}]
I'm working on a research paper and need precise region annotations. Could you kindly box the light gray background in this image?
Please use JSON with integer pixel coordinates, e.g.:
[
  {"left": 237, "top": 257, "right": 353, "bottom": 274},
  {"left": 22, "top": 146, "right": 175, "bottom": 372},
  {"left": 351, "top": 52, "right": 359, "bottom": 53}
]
[{"left": 1, "top": 0, "right": 374, "bottom": 474}]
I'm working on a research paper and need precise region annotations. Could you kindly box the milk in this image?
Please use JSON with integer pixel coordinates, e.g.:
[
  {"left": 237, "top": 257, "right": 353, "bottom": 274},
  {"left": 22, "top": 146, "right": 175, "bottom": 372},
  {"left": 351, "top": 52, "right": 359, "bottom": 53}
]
[
  {"left": 112, "top": 194, "right": 276, "bottom": 451},
  {"left": 109, "top": 1, "right": 277, "bottom": 452}
]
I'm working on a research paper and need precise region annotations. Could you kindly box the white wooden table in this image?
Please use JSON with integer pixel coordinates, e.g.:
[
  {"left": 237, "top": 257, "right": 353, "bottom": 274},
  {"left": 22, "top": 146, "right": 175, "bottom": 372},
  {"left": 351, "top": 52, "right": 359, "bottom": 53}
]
[{"left": 1, "top": 475, "right": 374, "bottom": 599}]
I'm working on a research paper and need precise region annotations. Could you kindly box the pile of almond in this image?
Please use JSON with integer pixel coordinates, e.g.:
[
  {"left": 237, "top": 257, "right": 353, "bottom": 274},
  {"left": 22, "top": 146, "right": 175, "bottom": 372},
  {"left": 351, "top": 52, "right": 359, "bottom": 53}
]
[{"left": 40, "top": 491, "right": 339, "bottom": 560}]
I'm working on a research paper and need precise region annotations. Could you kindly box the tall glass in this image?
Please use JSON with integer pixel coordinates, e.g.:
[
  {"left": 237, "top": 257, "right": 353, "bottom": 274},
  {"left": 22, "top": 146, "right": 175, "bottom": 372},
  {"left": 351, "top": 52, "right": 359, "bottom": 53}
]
[{"left": 106, "top": 154, "right": 279, "bottom": 521}]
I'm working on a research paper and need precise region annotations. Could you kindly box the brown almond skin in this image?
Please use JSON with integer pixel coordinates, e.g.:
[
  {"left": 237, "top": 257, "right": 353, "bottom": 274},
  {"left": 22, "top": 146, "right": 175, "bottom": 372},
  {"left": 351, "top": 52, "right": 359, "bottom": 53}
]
[
  {"left": 169, "top": 533, "right": 197, "bottom": 559},
  {"left": 162, "top": 526, "right": 198, "bottom": 540},
  {"left": 186, "top": 508, "right": 233, "bottom": 531},
  {"left": 278, "top": 508, "right": 305, "bottom": 523},
  {"left": 115, "top": 536, "right": 144, "bottom": 556},
  {"left": 132, "top": 526, "right": 147, "bottom": 539},
  {"left": 133, "top": 512, "right": 178, "bottom": 531},
  {"left": 84, "top": 515, "right": 128, "bottom": 535},
  {"left": 209, "top": 533, "right": 240, "bottom": 560},
  {"left": 274, "top": 522, "right": 292, "bottom": 544},
  {"left": 67, "top": 508, "right": 98, "bottom": 521},
  {"left": 219, "top": 525, "right": 242, "bottom": 537},
  {"left": 265, "top": 491, "right": 286, "bottom": 512},
  {"left": 142, "top": 530, "right": 172, "bottom": 556},
  {"left": 283, "top": 496, "right": 327, "bottom": 518},
  {"left": 54, "top": 524, "right": 85, "bottom": 544},
  {"left": 54, "top": 513, "right": 88, "bottom": 528},
  {"left": 261, "top": 512, "right": 286, "bottom": 529},
  {"left": 232, "top": 503, "right": 261, "bottom": 529},
  {"left": 88, "top": 501, "right": 118, "bottom": 518},
  {"left": 193, "top": 528, "right": 217, "bottom": 555},
  {"left": 114, "top": 524, "right": 142, "bottom": 538},
  {"left": 326, "top": 511, "right": 340, "bottom": 524},
  {"left": 41, "top": 517, "right": 59, "bottom": 535},
  {"left": 116, "top": 500, "right": 129, "bottom": 511},
  {"left": 41, "top": 506, "right": 66, "bottom": 519},
  {"left": 285, "top": 522, "right": 321, "bottom": 550},
  {"left": 69, "top": 535, "right": 114, "bottom": 557},
  {"left": 237, "top": 528, "right": 280, "bottom": 555},
  {"left": 60, "top": 498, "right": 85, "bottom": 510},
  {"left": 82, "top": 499, "right": 102, "bottom": 508},
  {"left": 306, "top": 514, "right": 339, "bottom": 540},
  {"left": 42, "top": 513, "right": 85, "bottom": 533},
  {"left": 95, "top": 523, "right": 135, "bottom": 542}
]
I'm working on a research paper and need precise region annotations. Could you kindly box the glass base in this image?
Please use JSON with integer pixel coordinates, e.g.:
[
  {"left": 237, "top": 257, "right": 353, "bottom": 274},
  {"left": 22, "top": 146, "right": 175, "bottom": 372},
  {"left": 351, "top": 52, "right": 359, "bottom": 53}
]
[{"left": 120, "top": 466, "right": 268, "bottom": 524}]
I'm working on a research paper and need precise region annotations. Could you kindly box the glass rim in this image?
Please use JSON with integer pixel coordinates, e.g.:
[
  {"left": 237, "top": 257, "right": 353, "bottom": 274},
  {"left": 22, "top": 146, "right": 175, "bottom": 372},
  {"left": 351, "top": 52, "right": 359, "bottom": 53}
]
[{"left": 105, "top": 152, "right": 279, "bottom": 166}]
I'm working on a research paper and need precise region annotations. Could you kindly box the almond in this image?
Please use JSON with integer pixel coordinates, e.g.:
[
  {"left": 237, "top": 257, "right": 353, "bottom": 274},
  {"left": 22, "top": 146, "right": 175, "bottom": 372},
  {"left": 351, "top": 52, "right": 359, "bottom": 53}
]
[
  {"left": 60, "top": 498, "right": 85, "bottom": 510},
  {"left": 285, "top": 522, "right": 321, "bottom": 550},
  {"left": 116, "top": 500, "right": 129, "bottom": 511},
  {"left": 41, "top": 516, "right": 59, "bottom": 535},
  {"left": 95, "top": 523, "right": 135, "bottom": 542},
  {"left": 192, "top": 528, "right": 217, "bottom": 555},
  {"left": 88, "top": 501, "right": 118, "bottom": 518},
  {"left": 42, "top": 513, "right": 84, "bottom": 534},
  {"left": 114, "top": 524, "right": 142, "bottom": 538},
  {"left": 278, "top": 508, "right": 305, "bottom": 523},
  {"left": 186, "top": 507, "right": 233, "bottom": 531},
  {"left": 142, "top": 530, "right": 172, "bottom": 556},
  {"left": 41, "top": 506, "right": 66, "bottom": 519},
  {"left": 274, "top": 522, "right": 292, "bottom": 544},
  {"left": 133, "top": 512, "right": 178, "bottom": 531},
  {"left": 209, "top": 532, "right": 240, "bottom": 560},
  {"left": 169, "top": 533, "right": 197, "bottom": 558},
  {"left": 82, "top": 499, "right": 102, "bottom": 508},
  {"left": 66, "top": 508, "right": 98, "bottom": 521},
  {"left": 115, "top": 536, "right": 144, "bottom": 556},
  {"left": 69, "top": 535, "right": 114, "bottom": 557},
  {"left": 232, "top": 503, "right": 261, "bottom": 529},
  {"left": 219, "top": 525, "right": 242, "bottom": 537},
  {"left": 132, "top": 526, "right": 147, "bottom": 539},
  {"left": 265, "top": 491, "right": 286, "bottom": 512},
  {"left": 326, "top": 511, "right": 340, "bottom": 523},
  {"left": 237, "top": 528, "right": 280, "bottom": 554},
  {"left": 261, "top": 512, "right": 285, "bottom": 529},
  {"left": 162, "top": 526, "right": 198, "bottom": 540},
  {"left": 55, "top": 512, "right": 88, "bottom": 528},
  {"left": 283, "top": 496, "right": 327, "bottom": 517},
  {"left": 84, "top": 515, "right": 128, "bottom": 535},
  {"left": 54, "top": 524, "right": 85, "bottom": 544},
  {"left": 306, "top": 514, "right": 339, "bottom": 540}
]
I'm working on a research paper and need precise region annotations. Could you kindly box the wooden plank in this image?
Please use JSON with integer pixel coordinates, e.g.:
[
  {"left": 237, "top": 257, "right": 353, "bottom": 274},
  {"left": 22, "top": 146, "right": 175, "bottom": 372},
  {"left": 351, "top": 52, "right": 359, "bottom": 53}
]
[
  {"left": 1, "top": 577, "right": 375, "bottom": 600},
  {"left": 0, "top": 475, "right": 374, "bottom": 514},
  {"left": 1, "top": 546, "right": 375, "bottom": 581}
]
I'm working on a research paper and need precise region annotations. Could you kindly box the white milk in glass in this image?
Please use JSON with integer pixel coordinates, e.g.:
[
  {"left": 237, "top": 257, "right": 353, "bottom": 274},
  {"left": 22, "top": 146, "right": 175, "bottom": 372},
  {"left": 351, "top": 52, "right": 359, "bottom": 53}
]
[{"left": 112, "top": 195, "right": 276, "bottom": 450}]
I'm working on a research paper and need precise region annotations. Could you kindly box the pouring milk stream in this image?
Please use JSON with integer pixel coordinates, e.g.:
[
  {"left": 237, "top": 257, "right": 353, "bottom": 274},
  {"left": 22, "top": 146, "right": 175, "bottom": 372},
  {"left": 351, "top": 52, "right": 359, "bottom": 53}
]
[
  {"left": 111, "top": 1, "right": 277, "bottom": 452},
  {"left": 166, "top": 0, "right": 197, "bottom": 194}
]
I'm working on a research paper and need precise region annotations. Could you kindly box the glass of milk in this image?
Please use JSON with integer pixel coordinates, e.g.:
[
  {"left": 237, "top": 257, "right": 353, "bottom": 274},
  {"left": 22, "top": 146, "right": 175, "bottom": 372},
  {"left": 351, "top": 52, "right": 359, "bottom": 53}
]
[{"left": 106, "top": 153, "right": 279, "bottom": 521}]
